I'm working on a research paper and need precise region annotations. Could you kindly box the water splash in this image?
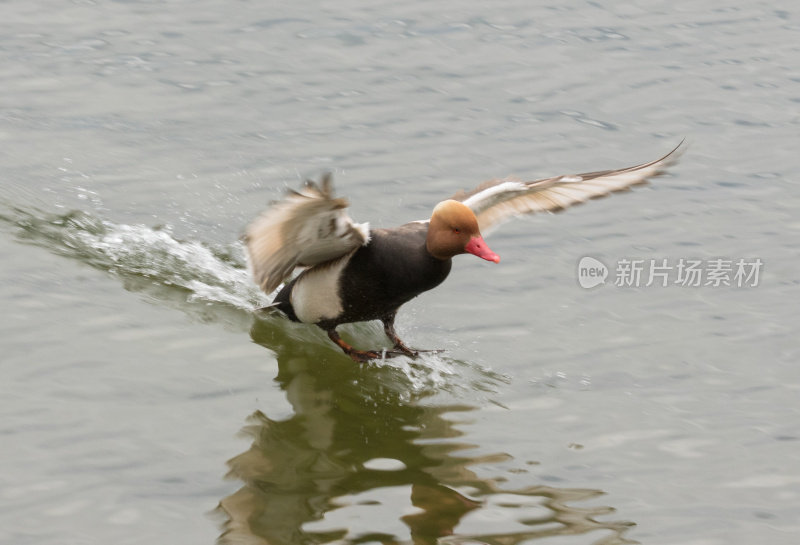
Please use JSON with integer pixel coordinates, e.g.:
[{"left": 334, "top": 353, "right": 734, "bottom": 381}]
[
  {"left": 1, "top": 206, "right": 271, "bottom": 311},
  {"left": 370, "top": 351, "right": 510, "bottom": 400},
  {"left": 250, "top": 314, "right": 509, "bottom": 402}
]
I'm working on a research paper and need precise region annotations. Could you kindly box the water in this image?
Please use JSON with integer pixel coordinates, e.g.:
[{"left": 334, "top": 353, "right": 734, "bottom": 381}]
[{"left": 2, "top": 1, "right": 799, "bottom": 544}]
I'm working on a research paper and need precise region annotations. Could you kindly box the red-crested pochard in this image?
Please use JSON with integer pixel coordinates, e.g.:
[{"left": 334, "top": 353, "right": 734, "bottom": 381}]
[{"left": 246, "top": 142, "right": 684, "bottom": 361}]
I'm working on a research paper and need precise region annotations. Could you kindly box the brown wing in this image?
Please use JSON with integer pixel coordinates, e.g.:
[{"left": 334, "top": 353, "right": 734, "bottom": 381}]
[
  {"left": 454, "top": 141, "right": 685, "bottom": 233},
  {"left": 244, "top": 174, "right": 369, "bottom": 294}
]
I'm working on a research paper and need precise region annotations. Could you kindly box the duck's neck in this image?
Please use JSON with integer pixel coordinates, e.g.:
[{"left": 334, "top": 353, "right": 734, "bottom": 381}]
[{"left": 425, "top": 220, "right": 458, "bottom": 261}]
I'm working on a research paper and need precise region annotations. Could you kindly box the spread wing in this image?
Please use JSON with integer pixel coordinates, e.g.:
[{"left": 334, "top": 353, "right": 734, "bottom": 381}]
[
  {"left": 244, "top": 173, "right": 370, "bottom": 294},
  {"left": 453, "top": 141, "right": 685, "bottom": 234}
]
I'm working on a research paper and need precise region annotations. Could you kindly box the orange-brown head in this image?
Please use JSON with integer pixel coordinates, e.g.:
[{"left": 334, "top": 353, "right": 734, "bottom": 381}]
[{"left": 426, "top": 200, "right": 500, "bottom": 263}]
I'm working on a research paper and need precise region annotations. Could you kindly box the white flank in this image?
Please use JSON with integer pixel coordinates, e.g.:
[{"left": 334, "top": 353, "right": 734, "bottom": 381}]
[{"left": 290, "top": 254, "right": 350, "bottom": 323}]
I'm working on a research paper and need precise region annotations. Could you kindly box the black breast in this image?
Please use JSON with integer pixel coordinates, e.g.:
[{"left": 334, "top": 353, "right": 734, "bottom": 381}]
[{"left": 329, "top": 222, "right": 451, "bottom": 326}]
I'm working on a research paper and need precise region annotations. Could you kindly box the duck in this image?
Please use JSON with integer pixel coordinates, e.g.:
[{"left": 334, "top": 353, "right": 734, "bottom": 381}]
[{"left": 245, "top": 142, "right": 684, "bottom": 361}]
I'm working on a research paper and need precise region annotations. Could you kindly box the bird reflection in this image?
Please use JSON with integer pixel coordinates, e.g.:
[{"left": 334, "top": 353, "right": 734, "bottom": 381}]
[{"left": 215, "top": 314, "right": 635, "bottom": 545}]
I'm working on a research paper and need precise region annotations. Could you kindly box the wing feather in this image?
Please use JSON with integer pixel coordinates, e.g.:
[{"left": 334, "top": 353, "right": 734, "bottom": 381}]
[
  {"left": 245, "top": 173, "right": 369, "bottom": 294},
  {"left": 456, "top": 141, "right": 685, "bottom": 233}
]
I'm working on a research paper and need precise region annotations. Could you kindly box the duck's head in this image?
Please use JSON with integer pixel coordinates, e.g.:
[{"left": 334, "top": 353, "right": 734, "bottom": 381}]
[{"left": 426, "top": 200, "right": 500, "bottom": 263}]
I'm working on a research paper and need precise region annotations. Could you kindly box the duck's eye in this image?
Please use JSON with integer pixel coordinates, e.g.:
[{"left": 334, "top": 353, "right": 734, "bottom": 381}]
[{"left": 453, "top": 228, "right": 461, "bottom": 234}]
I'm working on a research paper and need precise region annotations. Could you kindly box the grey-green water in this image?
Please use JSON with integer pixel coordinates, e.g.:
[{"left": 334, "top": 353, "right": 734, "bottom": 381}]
[{"left": 2, "top": 1, "right": 799, "bottom": 544}]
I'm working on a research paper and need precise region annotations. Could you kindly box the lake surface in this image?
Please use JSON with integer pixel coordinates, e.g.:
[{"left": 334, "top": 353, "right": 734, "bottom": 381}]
[{"left": 1, "top": 1, "right": 799, "bottom": 544}]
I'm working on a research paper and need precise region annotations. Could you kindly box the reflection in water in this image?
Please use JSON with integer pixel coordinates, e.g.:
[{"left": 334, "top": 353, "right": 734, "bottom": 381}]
[
  {"left": 2, "top": 205, "right": 634, "bottom": 544},
  {"left": 216, "top": 316, "right": 636, "bottom": 545}
]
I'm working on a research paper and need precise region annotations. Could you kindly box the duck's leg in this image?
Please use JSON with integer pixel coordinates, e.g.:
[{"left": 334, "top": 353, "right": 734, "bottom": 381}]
[
  {"left": 325, "top": 328, "right": 401, "bottom": 362},
  {"left": 382, "top": 315, "right": 417, "bottom": 357},
  {"left": 381, "top": 313, "right": 442, "bottom": 357}
]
